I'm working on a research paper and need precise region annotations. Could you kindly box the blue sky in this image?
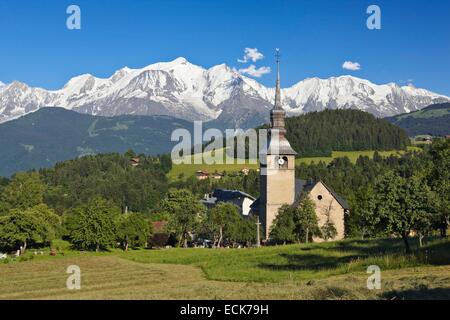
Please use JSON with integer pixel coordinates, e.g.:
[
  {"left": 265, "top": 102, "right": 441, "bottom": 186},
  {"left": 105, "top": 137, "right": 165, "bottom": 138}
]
[{"left": 0, "top": 0, "right": 449, "bottom": 95}]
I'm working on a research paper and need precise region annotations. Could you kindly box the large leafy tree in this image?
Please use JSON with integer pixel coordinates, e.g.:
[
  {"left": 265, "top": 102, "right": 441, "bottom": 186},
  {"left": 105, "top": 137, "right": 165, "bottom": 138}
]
[
  {"left": 0, "top": 172, "right": 46, "bottom": 213},
  {"left": 346, "top": 186, "right": 377, "bottom": 239},
  {"left": 65, "top": 198, "right": 119, "bottom": 251},
  {"left": 270, "top": 197, "right": 320, "bottom": 244},
  {"left": 427, "top": 138, "right": 450, "bottom": 237},
  {"left": 234, "top": 215, "right": 258, "bottom": 246},
  {"left": 270, "top": 205, "right": 296, "bottom": 244},
  {"left": 371, "top": 172, "right": 433, "bottom": 253},
  {"left": 207, "top": 202, "right": 241, "bottom": 247},
  {"left": 116, "top": 212, "right": 152, "bottom": 250},
  {"left": 0, "top": 204, "right": 60, "bottom": 253},
  {"left": 294, "top": 197, "right": 321, "bottom": 243},
  {"left": 161, "top": 189, "right": 205, "bottom": 247}
]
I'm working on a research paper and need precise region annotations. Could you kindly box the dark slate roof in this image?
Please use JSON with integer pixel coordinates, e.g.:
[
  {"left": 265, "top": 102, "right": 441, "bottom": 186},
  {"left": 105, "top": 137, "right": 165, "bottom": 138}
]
[
  {"left": 322, "top": 182, "right": 350, "bottom": 210},
  {"left": 212, "top": 189, "right": 256, "bottom": 202},
  {"left": 250, "top": 198, "right": 260, "bottom": 211},
  {"left": 266, "top": 136, "right": 297, "bottom": 155}
]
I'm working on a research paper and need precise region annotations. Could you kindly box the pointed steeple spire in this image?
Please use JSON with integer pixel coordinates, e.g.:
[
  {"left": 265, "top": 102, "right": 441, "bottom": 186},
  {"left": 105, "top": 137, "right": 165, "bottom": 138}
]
[
  {"left": 267, "top": 48, "right": 296, "bottom": 155},
  {"left": 274, "top": 48, "right": 282, "bottom": 110}
]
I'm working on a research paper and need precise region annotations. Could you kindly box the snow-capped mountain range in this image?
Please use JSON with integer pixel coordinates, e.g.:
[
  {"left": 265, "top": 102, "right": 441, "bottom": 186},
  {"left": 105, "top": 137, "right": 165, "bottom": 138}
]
[{"left": 1, "top": 57, "right": 448, "bottom": 129}]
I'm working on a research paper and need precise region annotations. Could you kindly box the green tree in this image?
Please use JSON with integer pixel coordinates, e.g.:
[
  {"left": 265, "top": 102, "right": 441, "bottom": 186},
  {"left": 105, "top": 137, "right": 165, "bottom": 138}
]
[
  {"left": 346, "top": 186, "right": 377, "bottom": 239},
  {"left": 0, "top": 204, "right": 60, "bottom": 253},
  {"left": 207, "top": 202, "right": 241, "bottom": 247},
  {"left": 161, "top": 189, "right": 205, "bottom": 247},
  {"left": 0, "top": 172, "right": 46, "bottom": 213},
  {"left": 270, "top": 197, "right": 320, "bottom": 244},
  {"left": 270, "top": 205, "right": 296, "bottom": 244},
  {"left": 235, "top": 216, "right": 258, "bottom": 246},
  {"left": 320, "top": 221, "right": 337, "bottom": 241},
  {"left": 428, "top": 138, "right": 450, "bottom": 237},
  {"left": 372, "top": 172, "right": 433, "bottom": 253},
  {"left": 66, "top": 198, "right": 119, "bottom": 251},
  {"left": 116, "top": 212, "right": 152, "bottom": 250},
  {"left": 295, "top": 197, "right": 321, "bottom": 243}
]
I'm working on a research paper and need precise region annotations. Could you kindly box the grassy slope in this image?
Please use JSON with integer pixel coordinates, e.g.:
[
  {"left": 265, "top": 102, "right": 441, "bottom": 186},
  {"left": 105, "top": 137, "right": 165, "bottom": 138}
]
[
  {"left": 0, "top": 255, "right": 449, "bottom": 300},
  {"left": 385, "top": 103, "right": 450, "bottom": 136},
  {"left": 1, "top": 238, "right": 449, "bottom": 300},
  {"left": 168, "top": 147, "right": 421, "bottom": 180},
  {"left": 119, "top": 238, "right": 449, "bottom": 283}
]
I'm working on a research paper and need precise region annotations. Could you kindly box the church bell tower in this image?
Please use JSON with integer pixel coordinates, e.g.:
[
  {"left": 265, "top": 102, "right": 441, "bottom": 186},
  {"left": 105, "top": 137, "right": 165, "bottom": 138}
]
[{"left": 259, "top": 49, "right": 297, "bottom": 240}]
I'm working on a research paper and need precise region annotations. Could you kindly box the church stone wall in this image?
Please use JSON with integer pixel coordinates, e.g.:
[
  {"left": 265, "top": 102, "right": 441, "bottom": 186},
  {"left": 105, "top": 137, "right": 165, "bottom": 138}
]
[
  {"left": 261, "top": 154, "right": 296, "bottom": 239},
  {"left": 309, "top": 182, "right": 345, "bottom": 242}
]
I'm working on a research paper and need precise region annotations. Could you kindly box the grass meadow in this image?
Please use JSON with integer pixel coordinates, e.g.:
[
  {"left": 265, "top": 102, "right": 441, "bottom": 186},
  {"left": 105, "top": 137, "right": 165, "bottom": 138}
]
[
  {"left": 1, "top": 237, "right": 449, "bottom": 299},
  {"left": 168, "top": 147, "right": 422, "bottom": 180}
]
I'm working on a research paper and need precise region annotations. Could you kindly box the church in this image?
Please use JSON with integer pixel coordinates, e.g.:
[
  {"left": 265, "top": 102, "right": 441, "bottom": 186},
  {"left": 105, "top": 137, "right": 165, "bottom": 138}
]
[{"left": 250, "top": 50, "right": 349, "bottom": 241}]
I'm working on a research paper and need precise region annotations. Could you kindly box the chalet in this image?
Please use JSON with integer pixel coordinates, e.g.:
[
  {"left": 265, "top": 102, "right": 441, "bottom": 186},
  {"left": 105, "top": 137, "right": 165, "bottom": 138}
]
[
  {"left": 211, "top": 172, "right": 223, "bottom": 180},
  {"left": 195, "top": 170, "right": 209, "bottom": 180},
  {"left": 201, "top": 189, "right": 256, "bottom": 216},
  {"left": 130, "top": 157, "right": 140, "bottom": 167}
]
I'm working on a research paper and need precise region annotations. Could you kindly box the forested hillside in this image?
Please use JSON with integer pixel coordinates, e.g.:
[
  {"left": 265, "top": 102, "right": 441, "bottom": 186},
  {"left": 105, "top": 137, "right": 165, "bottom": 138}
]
[
  {"left": 284, "top": 109, "right": 410, "bottom": 157},
  {"left": 0, "top": 139, "right": 448, "bottom": 253},
  {"left": 385, "top": 103, "right": 450, "bottom": 137},
  {"left": 38, "top": 152, "right": 172, "bottom": 214},
  {"left": 0, "top": 107, "right": 193, "bottom": 177}
]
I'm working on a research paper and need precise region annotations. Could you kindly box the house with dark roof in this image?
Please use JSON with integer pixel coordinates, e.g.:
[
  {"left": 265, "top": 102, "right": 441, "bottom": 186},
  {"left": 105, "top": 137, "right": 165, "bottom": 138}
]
[
  {"left": 201, "top": 189, "right": 256, "bottom": 216},
  {"left": 195, "top": 170, "right": 210, "bottom": 180}
]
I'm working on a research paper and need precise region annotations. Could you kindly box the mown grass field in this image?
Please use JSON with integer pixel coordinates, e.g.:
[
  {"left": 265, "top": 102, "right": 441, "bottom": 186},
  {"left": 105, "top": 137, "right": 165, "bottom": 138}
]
[
  {"left": 1, "top": 238, "right": 449, "bottom": 300},
  {"left": 168, "top": 147, "right": 422, "bottom": 180}
]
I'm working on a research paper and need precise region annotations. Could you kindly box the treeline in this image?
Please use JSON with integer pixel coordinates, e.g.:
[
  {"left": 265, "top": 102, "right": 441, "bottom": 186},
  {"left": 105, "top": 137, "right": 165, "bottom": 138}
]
[
  {"left": 385, "top": 103, "right": 450, "bottom": 137},
  {"left": 1, "top": 138, "right": 448, "bottom": 254},
  {"left": 225, "top": 109, "right": 411, "bottom": 159},
  {"left": 284, "top": 109, "right": 410, "bottom": 156},
  {"left": 0, "top": 151, "right": 173, "bottom": 253},
  {"left": 293, "top": 139, "right": 449, "bottom": 251},
  {"left": 0, "top": 151, "right": 259, "bottom": 253},
  {"left": 39, "top": 151, "right": 172, "bottom": 214}
]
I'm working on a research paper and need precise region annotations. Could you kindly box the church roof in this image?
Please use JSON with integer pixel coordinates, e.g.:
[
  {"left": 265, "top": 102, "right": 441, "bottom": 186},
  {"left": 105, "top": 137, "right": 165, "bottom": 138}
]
[{"left": 266, "top": 136, "right": 297, "bottom": 155}]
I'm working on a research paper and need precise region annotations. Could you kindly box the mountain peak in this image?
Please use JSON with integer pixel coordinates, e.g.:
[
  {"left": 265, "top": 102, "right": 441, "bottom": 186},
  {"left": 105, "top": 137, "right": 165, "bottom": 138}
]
[
  {"left": 0, "top": 59, "right": 449, "bottom": 126},
  {"left": 9, "top": 80, "right": 30, "bottom": 90},
  {"left": 171, "top": 57, "right": 188, "bottom": 64}
]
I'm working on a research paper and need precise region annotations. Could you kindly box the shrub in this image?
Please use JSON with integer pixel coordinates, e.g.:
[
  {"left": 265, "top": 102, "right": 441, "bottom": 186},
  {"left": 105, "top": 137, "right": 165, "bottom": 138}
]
[{"left": 148, "top": 233, "right": 170, "bottom": 248}]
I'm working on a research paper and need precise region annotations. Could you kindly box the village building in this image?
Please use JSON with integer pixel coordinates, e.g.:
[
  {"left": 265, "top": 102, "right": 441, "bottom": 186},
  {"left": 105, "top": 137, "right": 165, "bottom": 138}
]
[
  {"left": 211, "top": 172, "right": 224, "bottom": 180},
  {"left": 201, "top": 189, "right": 256, "bottom": 216},
  {"left": 130, "top": 157, "right": 140, "bottom": 167},
  {"left": 195, "top": 170, "right": 210, "bottom": 180}
]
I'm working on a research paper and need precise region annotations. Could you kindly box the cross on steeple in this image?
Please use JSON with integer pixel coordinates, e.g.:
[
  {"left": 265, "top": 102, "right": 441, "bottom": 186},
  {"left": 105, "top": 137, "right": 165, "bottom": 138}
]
[{"left": 274, "top": 48, "right": 282, "bottom": 110}]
